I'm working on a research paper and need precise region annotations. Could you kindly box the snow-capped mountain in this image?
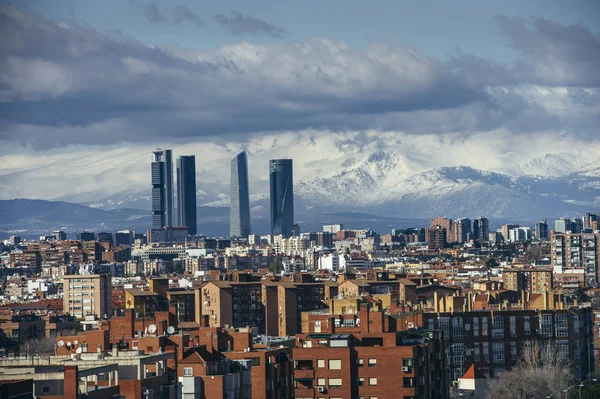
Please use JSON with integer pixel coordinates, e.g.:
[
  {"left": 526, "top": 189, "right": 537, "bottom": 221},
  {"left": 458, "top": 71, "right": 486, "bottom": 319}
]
[{"left": 2, "top": 132, "right": 600, "bottom": 222}]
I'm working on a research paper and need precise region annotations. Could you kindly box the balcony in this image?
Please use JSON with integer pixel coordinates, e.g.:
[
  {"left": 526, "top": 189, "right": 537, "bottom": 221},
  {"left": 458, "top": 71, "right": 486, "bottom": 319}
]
[
  {"left": 294, "top": 368, "right": 315, "bottom": 380},
  {"left": 294, "top": 388, "right": 315, "bottom": 399}
]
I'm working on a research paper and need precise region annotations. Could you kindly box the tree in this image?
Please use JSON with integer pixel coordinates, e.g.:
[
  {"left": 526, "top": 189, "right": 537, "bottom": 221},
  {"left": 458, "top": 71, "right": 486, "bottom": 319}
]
[
  {"left": 485, "top": 258, "right": 499, "bottom": 267},
  {"left": 573, "top": 287, "right": 590, "bottom": 303},
  {"left": 20, "top": 337, "right": 56, "bottom": 355},
  {"left": 486, "top": 341, "right": 572, "bottom": 399}
]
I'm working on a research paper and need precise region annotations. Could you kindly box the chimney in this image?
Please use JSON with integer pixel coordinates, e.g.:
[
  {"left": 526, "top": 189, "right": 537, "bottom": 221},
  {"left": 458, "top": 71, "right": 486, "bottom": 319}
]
[
  {"left": 112, "top": 344, "right": 119, "bottom": 357},
  {"left": 64, "top": 366, "right": 78, "bottom": 399},
  {"left": 360, "top": 303, "right": 370, "bottom": 334}
]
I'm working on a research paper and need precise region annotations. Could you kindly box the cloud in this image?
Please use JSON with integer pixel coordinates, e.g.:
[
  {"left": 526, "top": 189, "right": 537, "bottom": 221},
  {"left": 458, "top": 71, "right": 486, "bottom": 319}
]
[
  {"left": 173, "top": 4, "right": 202, "bottom": 27},
  {"left": 215, "top": 10, "right": 287, "bottom": 38},
  {"left": 0, "top": 5, "right": 598, "bottom": 150},
  {"left": 451, "top": 16, "right": 600, "bottom": 88},
  {"left": 142, "top": 0, "right": 167, "bottom": 24},
  {"left": 132, "top": 1, "right": 201, "bottom": 26},
  {"left": 496, "top": 16, "right": 600, "bottom": 87}
]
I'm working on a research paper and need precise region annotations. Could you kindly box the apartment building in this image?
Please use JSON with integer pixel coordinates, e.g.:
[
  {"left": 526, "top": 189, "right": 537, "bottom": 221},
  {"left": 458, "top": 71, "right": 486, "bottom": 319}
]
[
  {"left": 550, "top": 232, "right": 600, "bottom": 287},
  {"left": 196, "top": 276, "right": 337, "bottom": 336},
  {"left": 63, "top": 274, "right": 112, "bottom": 319},
  {"left": 423, "top": 306, "right": 595, "bottom": 382},
  {"left": 502, "top": 268, "right": 553, "bottom": 293},
  {"left": 293, "top": 304, "right": 448, "bottom": 399}
]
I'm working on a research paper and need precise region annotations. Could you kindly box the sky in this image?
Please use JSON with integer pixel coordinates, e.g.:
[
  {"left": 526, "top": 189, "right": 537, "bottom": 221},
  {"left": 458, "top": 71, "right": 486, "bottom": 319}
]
[{"left": 0, "top": 0, "right": 599, "bottom": 201}]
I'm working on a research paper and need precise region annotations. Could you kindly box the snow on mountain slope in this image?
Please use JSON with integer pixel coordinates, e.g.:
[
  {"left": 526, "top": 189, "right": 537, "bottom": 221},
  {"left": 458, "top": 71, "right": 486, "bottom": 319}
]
[
  {"left": 2, "top": 132, "right": 600, "bottom": 218},
  {"left": 510, "top": 150, "right": 600, "bottom": 178}
]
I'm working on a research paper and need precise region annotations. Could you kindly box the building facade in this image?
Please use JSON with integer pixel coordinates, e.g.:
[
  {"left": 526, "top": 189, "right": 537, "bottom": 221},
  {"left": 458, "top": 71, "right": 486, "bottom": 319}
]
[
  {"left": 424, "top": 307, "right": 594, "bottom": 382},
  {"left": 230, "top": 151, "right": 251, "bottom": 238},
  {"left": 63, "top": 274, "right": 112, "bottom": 319},
  {"left": 269, "top": 159, "right": 295, "bottom": 237},
  {"left": 151, "top": 149, "right": 174, "bottom": 228},
  {"left": 550, "top": 232, "right": 600, "bottom": 287},
  {"left": 176, "top": 155, "right": 197, "bottom": 236}
]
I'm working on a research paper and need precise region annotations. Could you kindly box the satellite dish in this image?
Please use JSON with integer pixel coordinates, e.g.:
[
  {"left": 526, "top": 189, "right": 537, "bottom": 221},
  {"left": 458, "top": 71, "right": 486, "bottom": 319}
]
[
  {"left": 76, "top": 347, "right": 83, "bottom": 354},
  {"left": 408, "top": 322, "right": 415, "bottom": 329},
  {"left": 167, "top": 326, "right": 175, "bottom": 335},
  {"left": 66, "top": 341, "right": 72, "bottom": 347},
  {"left": 73, "top": 340, "right": 79, "bottom": 345},
  {"left": 148, "top": 324, "right": 157, "bottom": 334},
  {"left": 58, "top": 340, "right": 65, "bottom": 347},
  {"left": 378, "top": 273, "right": 382, "bottom": 278}
]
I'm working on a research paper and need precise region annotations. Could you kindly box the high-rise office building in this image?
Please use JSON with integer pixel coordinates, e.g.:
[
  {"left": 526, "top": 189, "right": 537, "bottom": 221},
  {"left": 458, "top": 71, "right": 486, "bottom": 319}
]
[
  {"left": 176, "top": 155, "right": 197, "bottom": 236},
  {"left": 535, "top": 220, "right": 548, "bottom": 240},
  {"left": 453, "top": 218, "right": 472, "bottom": 243},
  {"left": 473, "top": 217, "right": 489, "bottom": 242},
  {"left": 151, "top": 149, "right": 174, "bottom": 228},
  {"left": 583, "top": 212, "right": 598, "bottom": 230},
  {"left": 230, "top": 151, "right": 251, "bottom": 237},
  {"left": 269, "top": 159, "right": 294, "bottom": 237},
  {"left": 554, "top": 218, "right": 572, "bottom": 234}
]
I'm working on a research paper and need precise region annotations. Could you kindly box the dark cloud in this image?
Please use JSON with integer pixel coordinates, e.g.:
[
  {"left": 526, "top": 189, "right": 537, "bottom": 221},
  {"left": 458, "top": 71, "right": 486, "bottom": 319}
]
[
  {"left": 132, "top": 1, "right": 202, "bottom": 26},
  {"left": 173, "top": 4, "right": 202, "bottom": 27},
  {"left": 0, "top": 5, "right": 598, "bottom": 149},
  {"left": 451, "top": 16, "right": 600, "bottom": 88},
  {"left": 215, "top": 10, "right": 287, "bottom": 38},
  {"left": 142, "top": 0, "right": 166, "bottom": 24}
]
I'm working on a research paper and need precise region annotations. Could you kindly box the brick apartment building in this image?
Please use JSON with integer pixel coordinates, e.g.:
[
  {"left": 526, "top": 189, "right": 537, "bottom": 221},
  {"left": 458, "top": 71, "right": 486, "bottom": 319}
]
[
  {"left": 293, "top": 303, "right": 448, "bottom": 399},
  {"left": 195, "top": 274, "right": 337, "bottom": 336},
  {"left": 424, "top": 304, "right": 595, "bottom": 381}
]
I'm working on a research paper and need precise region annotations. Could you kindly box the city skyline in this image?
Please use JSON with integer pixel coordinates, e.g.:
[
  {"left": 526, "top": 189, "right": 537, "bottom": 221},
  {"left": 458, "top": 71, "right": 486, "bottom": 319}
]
[
  {"left": 1, "top": 2, "right": 599, "bottom": 207},
  {"left": 2, "top": 2, "right": 600, "bottom": 398}
]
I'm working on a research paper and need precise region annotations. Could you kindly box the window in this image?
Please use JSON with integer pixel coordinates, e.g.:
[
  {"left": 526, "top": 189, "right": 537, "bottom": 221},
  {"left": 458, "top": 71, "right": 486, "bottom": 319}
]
[
  {"left": 369, "top": 377, "right": 378, "bottom": 386},
  {"left": 402, "top": 358, "right": 414, "bottom": 367},
  {"left": 357, "top": 358, "right": 364, "bottom": 367},
  {"left": 343, "top": 319, "right": 355, "bottom": 327},
  {"left": 358, "top": 377, "right": 365, "bottom": 386},
  {"left": 329, "top": 359, "right": 342, "bottom": 370},
  {"left": 368, "top": 358, "right": 377, "bottom": 367},
  {"left": 328, "top": 378, "right": 342, "bottom": 388},
  {"left": 183, "top": 367, "right": 193, "bottom": 376},
  {"left": 492, "top": 342, "right": 505, "bottom": 364},
  {"left": 317, "top": 359, "right": 325, "bottom": 368},
  {"left": 317, "top": 378, "right": 325, "bottom": 386}
]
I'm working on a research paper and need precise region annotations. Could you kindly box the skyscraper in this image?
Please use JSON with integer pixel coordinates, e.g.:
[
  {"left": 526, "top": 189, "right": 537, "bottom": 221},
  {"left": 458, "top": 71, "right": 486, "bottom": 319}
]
[
  {"left": 177, "top": 155, "right": 197, "bottom": 235},
  {"left": 473, "top": 217, "right": 489, "bottom": 242},
  {"left": 535, "top": 220, "right": 549, "bottom": 240},
  {"left": 269, "top": 159, "right": 294, "bottom": 237},
  {"left": 151, "top": 149, "right": 173, "bottom": 228},
  {"left": 230, "top": 151, "right": 251, "bottom": 237}
]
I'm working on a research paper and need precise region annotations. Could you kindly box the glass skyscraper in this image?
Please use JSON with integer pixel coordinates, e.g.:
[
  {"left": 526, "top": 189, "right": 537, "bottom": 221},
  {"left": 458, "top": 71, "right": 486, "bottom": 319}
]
[
  {"left": 230, "top": 151, "right": 251, "bottom": 237},
  {"left": 177, "top": 155, "right": 197, "bottom": 236},
  {"left": 151, "top": 149, "right": 173, "bottom": 228},
  {"left": 269, "top": 159, "right": 294, "bottom": 237}
]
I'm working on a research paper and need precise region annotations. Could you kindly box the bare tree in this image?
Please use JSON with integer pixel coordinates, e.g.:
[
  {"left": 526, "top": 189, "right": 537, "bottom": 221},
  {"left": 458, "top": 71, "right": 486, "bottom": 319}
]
[
  {"left": 486, "top": 341, "right": 572, "bottom": 399},
  {"left": 20, "top": 337, "right": 56, "bottom": 356}
]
